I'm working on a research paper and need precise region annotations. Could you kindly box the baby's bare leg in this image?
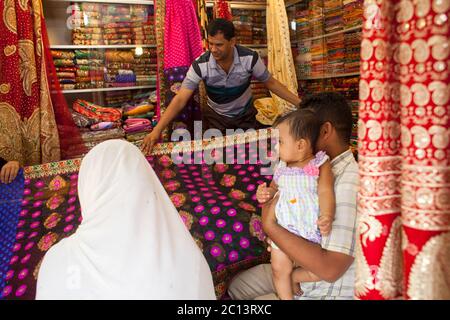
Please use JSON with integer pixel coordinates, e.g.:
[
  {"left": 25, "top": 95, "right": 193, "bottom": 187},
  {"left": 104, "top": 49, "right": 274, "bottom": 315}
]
[{"left": 271, "top": 248, "right": 294, "bottom": 300}]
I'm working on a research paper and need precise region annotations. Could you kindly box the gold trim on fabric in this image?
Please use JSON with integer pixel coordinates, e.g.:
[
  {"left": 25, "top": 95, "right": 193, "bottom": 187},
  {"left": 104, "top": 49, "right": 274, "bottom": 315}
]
[
  {"left": 355, "top": 228, "right": 375, "bottom": 298},
  {"left": 0, "top": 102, "right": 24, "bottom": 164},
  {"left": 0, "top": 83, "right": 11, "bottom": 94},
  {"left": 19, "top": 0, "right": 28, "bottom": 11},
  {"left": 24, "top": 129, "right": 274, "bottom": 178},
  {"left": 378, "top": 217, "right": 403, "bottom": 299},
  {"left": 3, "top": 0, "right": 17, "bottom": 34},
  {"left": 4, "top": 45, "right": 16, "bottom": 57},
  {"left": 18, "top": 39, "right": 37, "bottom": 97},
  {"left": 39, "top": 56, "right": 61, "bottom": 162},
  {"left": 407, "top": 232, "right": 450, "bottom": 299}
]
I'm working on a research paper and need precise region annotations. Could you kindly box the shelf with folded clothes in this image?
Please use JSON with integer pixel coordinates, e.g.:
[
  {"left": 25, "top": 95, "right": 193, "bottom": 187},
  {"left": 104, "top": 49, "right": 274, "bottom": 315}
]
[
  {"left": 70, "top": 90, "right": 158, "bottom": 149},
  {"left": 206, "top": 1, "right": 267, "bottom": 10},
  {"left": 51, "top": 47, "right": 158, "bottom": 91},
  {"left": 44, "top": 0, "right": 156, "bottom": 47},
  {"left": 62, "top": 85, "right": 156, "bottom": 94},
  {"left": 232, "top": 8, "right": 267, "bottom": 46},
  {"left": 289, "top": 0, "right": 363, "bottom": 43},
  {"left": 291, "top": 25, "right": 363, "bottom": 43}
]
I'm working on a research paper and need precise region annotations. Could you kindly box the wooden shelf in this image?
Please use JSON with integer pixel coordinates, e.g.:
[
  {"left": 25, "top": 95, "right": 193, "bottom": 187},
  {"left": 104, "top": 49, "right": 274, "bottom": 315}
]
[
  {"left": 241, "top": 44, "right": 267, "bottom": 48},
  {"left": 293, "top": 25, "right": 363, "bottom": 44},
  {"left": 61, "top": 85, "right": 156, "bottom": 94},
  {"left": 298, "top": 72, "right": 360, "bottom": 80},
  {"left": 51, "top": 44, "right": 156, "bottom": 49}
]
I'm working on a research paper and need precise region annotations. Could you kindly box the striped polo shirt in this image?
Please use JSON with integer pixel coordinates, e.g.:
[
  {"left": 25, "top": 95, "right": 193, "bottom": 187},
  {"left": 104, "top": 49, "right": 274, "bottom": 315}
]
[{"left": 181, "top": 45, "right": 271, "bottom": 117}]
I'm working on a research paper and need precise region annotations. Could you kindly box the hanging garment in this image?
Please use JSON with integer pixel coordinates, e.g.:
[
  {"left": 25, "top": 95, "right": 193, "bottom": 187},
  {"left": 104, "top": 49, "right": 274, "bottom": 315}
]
[
  {"left": 157, "top": 0, "right": 204, "bottom": 138},
  {"left": 355, "top": 0, "right": 450, "bottom": 300},
  {"left": 261, "top": 0, "right": 299, "bottom": 123}
]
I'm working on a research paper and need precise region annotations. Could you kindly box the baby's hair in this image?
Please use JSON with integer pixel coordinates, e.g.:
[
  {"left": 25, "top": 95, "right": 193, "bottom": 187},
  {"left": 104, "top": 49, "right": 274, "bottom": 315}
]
[{"left": 273, "top": 108, "right": 320, "bottom": 151}]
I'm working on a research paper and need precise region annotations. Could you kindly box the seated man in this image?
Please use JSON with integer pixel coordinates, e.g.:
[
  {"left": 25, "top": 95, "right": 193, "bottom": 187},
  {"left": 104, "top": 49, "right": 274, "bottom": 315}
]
[
  {"left": 228, "top": 92, "right": 359, "bottom": 300},
  {"left": 0, "top": 158, "right": 20, "bottom": 184}
]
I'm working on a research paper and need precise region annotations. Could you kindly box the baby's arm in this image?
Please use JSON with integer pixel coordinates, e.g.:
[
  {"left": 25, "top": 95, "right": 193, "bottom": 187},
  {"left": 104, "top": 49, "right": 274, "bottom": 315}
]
[
  {"left": 256, "top": 180, "right": 278, "bottom": 204},
  {"left": 292, "top": 267, "right": 322, "bottom": 283},
  {"left": 317, "top": 160, "right": 335, "bottom": 235}
]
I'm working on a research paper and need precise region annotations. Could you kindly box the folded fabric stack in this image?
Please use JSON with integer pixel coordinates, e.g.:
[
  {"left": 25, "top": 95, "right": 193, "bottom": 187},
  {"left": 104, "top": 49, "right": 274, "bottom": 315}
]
[
  {"left": 71, "top": 99, "right": 124, "bottom": 149},
  {"left": 52, "top": 50, "right": 76, "bottom": 90},
  {"left": 309, "top": 0, "right": 324, "bottom": 37},
  {"left": 343, "top": 0, "right": 363, "bottom": 28},
  {"left": 295, "top": 0, "right": 310, "bottom": 41},
  {"left": 296, "top": 40, "right": 312, "bottom": 78},
  {"left": 326, "top": 34, "right": 345, "bottom": 74},
  {"left": 105, "top": 50, "right": 136, "bottom": 87},
  {"left": 130, "top": 5, "right": 155, "bottom": 45},
  {"left": 251, "top": 82, "right": 270, "bottom": 100},
  {"left": 134, "top": 48, "right": 157, "bottom": 86},
  {"left": 122, "top": 91, "right": 156, "bottom": 141},
  {"left": 324, "top": 0, "right": 343, "bottom": 33},
  {"left": 101, "top": 4, "right": 133, "bottom": 45},
  {"left": 331, "top": 76, "right": 359, "bottom": 100},
  {"left": 74, "top": 50, "right": 105, "bottom": 89},
  {"left": 232, "top": 10, "right": 267, "bottom": 45},
  {"left": 232, "top": 13, "right": 253, "bottom": 44},
  {"left": 71, "top": 3, "right": 103, "bottom": 45},
  {"left": 344, "top": 31, "right": 361, "bottom": 73},
  {"left": 73, "top": 99, "right": 122, "bottom": 122},
  {"left": 105, "top": 91, "right": 133, "bottom": 108},
  {"left": 311, "top": 39, "right": 325, "bottom": 77}
]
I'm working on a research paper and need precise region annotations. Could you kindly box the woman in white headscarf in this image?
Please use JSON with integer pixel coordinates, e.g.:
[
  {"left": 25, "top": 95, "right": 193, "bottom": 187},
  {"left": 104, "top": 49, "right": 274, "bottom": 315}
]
[{"left": 36, "top": 140, "right": 216, "bottom": 300}]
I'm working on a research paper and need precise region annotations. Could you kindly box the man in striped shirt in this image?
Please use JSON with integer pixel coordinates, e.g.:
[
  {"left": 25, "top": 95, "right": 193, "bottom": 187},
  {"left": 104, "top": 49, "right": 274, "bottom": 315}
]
[
  {"left": 228, "top": 92, "right": 359, "bottom": 300},
  {"left": 142, "top": 19, "right": 301, "bottom": 154}
]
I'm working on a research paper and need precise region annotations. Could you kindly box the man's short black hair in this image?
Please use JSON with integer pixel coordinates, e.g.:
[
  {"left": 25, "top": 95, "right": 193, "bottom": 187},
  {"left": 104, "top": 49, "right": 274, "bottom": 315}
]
[
  {"left": 273, "top": 108, "right": 320, "bottom": 151},
  {"left": 299, "top": 92, "right": 353, "bottom": 145},
  {"left": 207, "top": 19, "right": 235, "bottom": 41}
]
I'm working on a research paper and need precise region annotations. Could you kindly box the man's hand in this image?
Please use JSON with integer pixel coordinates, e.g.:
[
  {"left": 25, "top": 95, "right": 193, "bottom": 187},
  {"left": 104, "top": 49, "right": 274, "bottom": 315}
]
[
  {"left": 256, "top": 183, "right": 277, "bottom": 204},
  {"left": 141, "top": 130, "right": 160, "bottom": 155},
  {"left": 317, "top": 215, "right": 333, "bottom": 236},
  {"left": 0, "top": 160, "right": 20, "bottom": 184},
  {"left": 261, "top": 193, "right": 279, "bottom": 234}
]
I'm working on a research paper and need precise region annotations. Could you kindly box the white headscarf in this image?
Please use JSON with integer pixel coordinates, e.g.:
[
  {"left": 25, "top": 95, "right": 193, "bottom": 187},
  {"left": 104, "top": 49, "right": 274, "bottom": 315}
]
[{"left": 36, "top": 140, "right": 216, "bottom": 300}]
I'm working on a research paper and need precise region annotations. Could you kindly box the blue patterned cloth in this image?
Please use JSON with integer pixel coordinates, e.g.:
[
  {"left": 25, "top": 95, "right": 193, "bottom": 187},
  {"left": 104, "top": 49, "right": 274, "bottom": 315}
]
[
  {"left": 0, "top": 169, "right": 24, "bottom": 298},
  {"left": 273, "top": 151, "right": 329, "bottom": 245}
]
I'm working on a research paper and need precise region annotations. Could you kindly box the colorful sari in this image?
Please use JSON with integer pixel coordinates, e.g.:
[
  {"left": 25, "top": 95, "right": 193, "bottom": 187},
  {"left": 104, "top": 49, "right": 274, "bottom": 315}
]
[
  {"left": 355, "top": 0, "right": 450, "bottom": 299},
  {"left": 155, "top": 0, "right": 204, "bottom": 140},
  {"left": 0, "top": 129, "right": 276, "bottom": 299},
  {"left": 0, "top": 0, "right": 86, "bottom": 165}
]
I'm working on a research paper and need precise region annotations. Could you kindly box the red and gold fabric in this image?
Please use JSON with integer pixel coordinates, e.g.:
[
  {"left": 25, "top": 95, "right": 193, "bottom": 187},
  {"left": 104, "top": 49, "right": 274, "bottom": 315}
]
[
  {"left": 0, "top": 0, "right": 86, "bottom": 165},
  {"left": 356, "top": 0, "right": 449, "bottom": 300}
]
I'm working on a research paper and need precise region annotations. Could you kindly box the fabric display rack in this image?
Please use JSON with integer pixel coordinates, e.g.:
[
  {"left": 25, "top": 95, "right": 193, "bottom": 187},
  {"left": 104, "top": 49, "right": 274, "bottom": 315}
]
[
  {"left": 287, "top": 0, "right": 363, "bottom": 154},
  {"left": 43, "top": 0, "right": 159, "bottom": 155}
]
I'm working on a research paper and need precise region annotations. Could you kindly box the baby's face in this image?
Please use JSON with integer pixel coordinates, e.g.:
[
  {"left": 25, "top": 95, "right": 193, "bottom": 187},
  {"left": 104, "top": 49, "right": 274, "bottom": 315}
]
[{"left": 275, "top": 122, "right": 309, "bottom": 163}]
